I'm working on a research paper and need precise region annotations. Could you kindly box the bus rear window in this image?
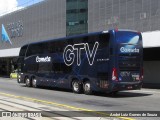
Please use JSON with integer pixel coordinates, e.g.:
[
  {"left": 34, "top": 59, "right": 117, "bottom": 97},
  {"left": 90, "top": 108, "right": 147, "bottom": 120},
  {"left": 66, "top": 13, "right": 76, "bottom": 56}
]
[{"left": 116, "top": 31, "right": 141, "bottom": 44}]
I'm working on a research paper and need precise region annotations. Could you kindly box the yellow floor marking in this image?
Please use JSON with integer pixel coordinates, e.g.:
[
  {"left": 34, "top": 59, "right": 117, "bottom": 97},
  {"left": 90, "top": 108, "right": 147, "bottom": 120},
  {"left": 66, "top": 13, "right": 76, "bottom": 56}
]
[{"left": 0, "top": 92, "right": 135, "bottom": 120}]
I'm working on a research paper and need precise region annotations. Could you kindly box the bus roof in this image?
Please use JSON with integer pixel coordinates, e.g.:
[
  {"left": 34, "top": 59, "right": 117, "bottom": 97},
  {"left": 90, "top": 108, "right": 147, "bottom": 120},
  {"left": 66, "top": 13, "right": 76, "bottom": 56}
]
[{"left": 21, "top": 29, "right": 139, "bottom": 48}]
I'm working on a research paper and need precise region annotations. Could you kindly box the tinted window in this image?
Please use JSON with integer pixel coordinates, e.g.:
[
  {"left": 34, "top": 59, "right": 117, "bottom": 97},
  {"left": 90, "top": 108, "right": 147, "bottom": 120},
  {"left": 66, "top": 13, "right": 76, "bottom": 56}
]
[
  {"left": 26, "top": 40, "right": 67, "bottom": 57},
  {"left": 117, "top": 31, "right": 141, "bottom": 44},
  {"left": 19, "top": 45, "right": 28, "bottom": 56},
  {"left": 66, "top": 0, "right": 88, "bottom": 36},
  {"left": 45, "top": 40, "right": 67, "bottom": 54},
  {"left": 38, "top": 63, "right": 52, "bottom": 73},
  {"left": 47, "top": 41, "right": 55, "bottom": 53},
  {"left": 26, "top": 43, "right": 46, "bottom": 57},
  {"left": 54, "top": 41, "right": 66, "bottom": 53},
  {"left": 52, "top": 63, "right": 71, "bottom": 73},
  {"left": 66, "top": 33, "right": 110, "bottom": 49},
  {"left": 98, "top": 33, "right": 110, "bottom": 49},
  {"left": 27, "top": 63, "right": 38, "bottom": 73},
  {"left": 82, "top": 33, "right": 110, "bottom": 49}
]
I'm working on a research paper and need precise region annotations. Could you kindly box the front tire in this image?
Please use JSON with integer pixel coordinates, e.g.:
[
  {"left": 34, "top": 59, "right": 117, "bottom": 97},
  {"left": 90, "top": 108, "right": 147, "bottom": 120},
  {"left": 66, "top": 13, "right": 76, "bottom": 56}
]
[
  {"left": 83, "top": 81, "right": 92, "bottom": 95},
  {"left": 72, "top": 80, "right": 82, "bottom": 94}
]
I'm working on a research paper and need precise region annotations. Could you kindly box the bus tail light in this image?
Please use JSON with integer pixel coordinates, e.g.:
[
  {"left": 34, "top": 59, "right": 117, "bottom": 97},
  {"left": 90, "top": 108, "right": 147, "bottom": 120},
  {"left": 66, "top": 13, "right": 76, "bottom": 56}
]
[{"left": 112, "top": 68, "right": 118, "bottom": 81}]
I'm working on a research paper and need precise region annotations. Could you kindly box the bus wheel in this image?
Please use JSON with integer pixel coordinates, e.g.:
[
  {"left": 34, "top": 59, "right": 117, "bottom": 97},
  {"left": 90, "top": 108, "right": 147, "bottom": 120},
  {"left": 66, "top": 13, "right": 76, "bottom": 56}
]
[
  {"left": 25, "top": 77, "right": 31, "bottom": 87},
  {"left": 72, "top": 80, "right": 82, "bottom": 93},
  {"left": 32, "top": 78, "right": 37, "bottom": 88},
  {"left": 83, "top": 81, "right": 92, "bottom": 95}
]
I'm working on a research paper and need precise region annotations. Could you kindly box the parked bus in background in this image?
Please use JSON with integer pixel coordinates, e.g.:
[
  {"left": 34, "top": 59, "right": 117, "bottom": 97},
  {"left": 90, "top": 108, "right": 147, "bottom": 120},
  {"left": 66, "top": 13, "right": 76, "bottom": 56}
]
[{"left": 17, "top": 29, "right": 143, "bottom": 95}]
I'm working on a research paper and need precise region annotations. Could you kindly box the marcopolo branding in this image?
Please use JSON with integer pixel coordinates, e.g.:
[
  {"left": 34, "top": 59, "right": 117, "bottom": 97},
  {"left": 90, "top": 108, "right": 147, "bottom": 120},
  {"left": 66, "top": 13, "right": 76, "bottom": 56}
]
[
  {"left": 120, "top": 47, "right": 139, "bottom": 53},
  {"left": 63, "top": 42, "right": 99, "bottom": 66},
  {"left": 36, "top": 56, "right": 51, "bottom": 63}
]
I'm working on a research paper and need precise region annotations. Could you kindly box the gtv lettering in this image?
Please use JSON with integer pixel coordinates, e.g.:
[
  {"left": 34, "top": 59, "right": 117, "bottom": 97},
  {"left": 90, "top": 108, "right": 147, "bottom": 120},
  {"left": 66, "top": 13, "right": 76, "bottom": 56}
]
[{"left": 63, "top": 42, "right": 99, "bottom": 66}]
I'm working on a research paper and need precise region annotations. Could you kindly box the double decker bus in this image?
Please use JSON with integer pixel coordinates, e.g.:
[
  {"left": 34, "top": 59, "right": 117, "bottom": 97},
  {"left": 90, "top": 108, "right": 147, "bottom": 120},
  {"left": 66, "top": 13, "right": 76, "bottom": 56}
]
[{"left": 17, "top": 29, "right": 143, "bottom": 94}]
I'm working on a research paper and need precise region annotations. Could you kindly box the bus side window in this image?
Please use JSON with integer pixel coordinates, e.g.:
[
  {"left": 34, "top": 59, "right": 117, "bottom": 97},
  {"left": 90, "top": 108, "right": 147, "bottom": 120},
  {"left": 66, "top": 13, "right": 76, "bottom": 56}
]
[
  {"left": 82, "top": 36, "right": 88, "bottom": 43},
  {"left": 67, "top": 39, "right": 74, "bottom": 45},
  {"left": 61, "top": 64, "right": 72, "bottom": 73},
  {"left": 53, "top": 41, "right": 67, "bottom": 53},
  {"left": 99, "top": 33, "right": 110, "bottom": 49},
  {"left": 27, "top": 63, "right": 38, "bottom": 73},
  {"left": 88, "top": 35, "right": 97, "bottom": 48},
  {"left": 38, "top": 63, "right": 52, "bottom": 73},
  {"left": 47, "top": 41, "right": 55, "bottom": 53},
  {"left": 53, "top": 63, "right": 61, "bottom": 73},
  {"left": 19, "top": 45, "right": 28, "bottom": 57},
  {"left": 110, "top": 48, "right": 113, "bottom": 55},
  {"left": 26, "top": 44, "right": 43, "bottom": 57},
  {"left": 52, "top": 63, "right": 72, "bottom": 74}
]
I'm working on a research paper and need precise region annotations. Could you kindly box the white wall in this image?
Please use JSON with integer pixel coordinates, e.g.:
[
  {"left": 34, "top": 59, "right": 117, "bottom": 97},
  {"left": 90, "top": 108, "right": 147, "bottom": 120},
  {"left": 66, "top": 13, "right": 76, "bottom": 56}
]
[
  {"left": 142, "top": 31, "right": 160, "bottom": 48},
  {"left": 0, "top": 48, "right": 20, "bottom": 57}
]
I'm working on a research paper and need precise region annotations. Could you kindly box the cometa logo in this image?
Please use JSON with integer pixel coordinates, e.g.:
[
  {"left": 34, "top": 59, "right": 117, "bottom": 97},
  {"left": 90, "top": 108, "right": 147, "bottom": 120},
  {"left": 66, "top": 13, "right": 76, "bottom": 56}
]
[
  {"left": 120, "top": 47, "right": 139, "bottom": 53},
  {"left": 1, "top": 24, "right": 12, "bottom": 44},
  {"left": 36, "top": 56, "right": 51, "bottom": 63}
]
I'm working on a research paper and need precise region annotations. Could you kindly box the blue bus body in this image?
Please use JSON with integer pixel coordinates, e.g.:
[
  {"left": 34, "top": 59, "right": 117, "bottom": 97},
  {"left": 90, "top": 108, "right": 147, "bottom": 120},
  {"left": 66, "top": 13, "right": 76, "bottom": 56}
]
[{"left": 17, "top": 29, "right": 143, "bottom": 94}]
